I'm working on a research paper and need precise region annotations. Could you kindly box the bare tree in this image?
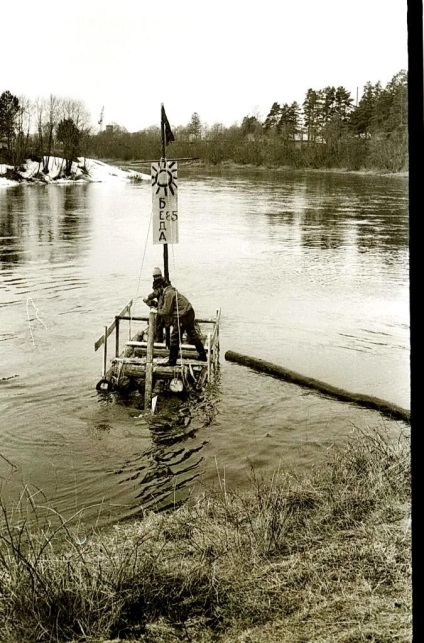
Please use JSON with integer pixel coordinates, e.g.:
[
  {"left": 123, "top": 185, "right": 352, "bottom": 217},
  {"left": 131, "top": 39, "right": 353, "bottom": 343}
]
[
  {"left": 60, "top": 98, "right": 90, "bottom": 129},
  {"left": 33, "top": 97, "right": 45, "bottom": 160},
  {"left": 15, "top": 95, "right": 33, "bottom": 166},
  {"left": 43, "top": 94, "right": 61, "bottom": 173}
]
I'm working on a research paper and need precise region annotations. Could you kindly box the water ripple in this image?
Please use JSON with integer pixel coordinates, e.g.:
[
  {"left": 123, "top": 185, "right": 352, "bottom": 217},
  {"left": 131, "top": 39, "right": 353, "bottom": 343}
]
[{"left": 0, "top": 174, "right": 409, "bottom": 527}]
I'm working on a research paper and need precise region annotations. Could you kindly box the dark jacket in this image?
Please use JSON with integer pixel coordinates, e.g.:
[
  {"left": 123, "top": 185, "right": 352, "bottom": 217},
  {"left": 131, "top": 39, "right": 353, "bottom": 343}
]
[
  {"left": 157, "top": 286, "right": 192, "bottom": 326},
  {"left": 144, "top": 287, "right": 161, "bottom": 308},
  {"left": 144, "top": 278, "right": 170, "bottom": 308}
]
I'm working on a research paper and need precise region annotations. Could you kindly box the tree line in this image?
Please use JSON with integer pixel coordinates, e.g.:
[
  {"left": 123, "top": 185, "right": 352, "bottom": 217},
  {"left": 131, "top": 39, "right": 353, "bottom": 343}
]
[
  {"left": 0, "top": 70, "right": 407, "bottom": 176},
  {"left": 0, "top": 93, "right": 91, "bottom": 177}
]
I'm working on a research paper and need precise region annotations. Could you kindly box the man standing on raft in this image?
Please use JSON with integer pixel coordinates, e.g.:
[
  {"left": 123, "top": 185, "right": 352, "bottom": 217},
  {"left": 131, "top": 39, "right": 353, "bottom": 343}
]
[{"left": 144, "top": 270, "right": 207, "bottom": 366}]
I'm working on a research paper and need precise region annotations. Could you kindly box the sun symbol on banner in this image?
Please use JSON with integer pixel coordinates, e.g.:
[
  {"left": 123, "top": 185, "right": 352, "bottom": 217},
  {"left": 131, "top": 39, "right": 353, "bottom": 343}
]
[{"left": 151, "top": 160, "right": 178, "bottom": 196}]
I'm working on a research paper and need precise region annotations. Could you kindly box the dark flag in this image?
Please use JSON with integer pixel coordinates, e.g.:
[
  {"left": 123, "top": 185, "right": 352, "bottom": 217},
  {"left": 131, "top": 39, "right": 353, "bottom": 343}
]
[{"left": 161, "top": 105, "right": 175, "bottom": 144}]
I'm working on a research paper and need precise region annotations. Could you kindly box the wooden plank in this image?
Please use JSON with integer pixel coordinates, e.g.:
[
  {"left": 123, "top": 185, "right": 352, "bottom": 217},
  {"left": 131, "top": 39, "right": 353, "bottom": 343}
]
[
  {"left": 112, "top": 357, "right": 204, "bottom": 367},
  {"left": 94, "top": 300, "right": 133, "bottom": 351},
  {"left": 102, "top": 326, "right": 107, "bottom": 377},
  {"left": 207, "top": 333, "right": 211, "bottom": 382},
  {"left": 126, "top": 340, "right": 208, "bottom": 351},
  {"left": 207, "top": 308, "right": 220, "bottom": 352},
  {"left": 116, "top": 315, "right": 150, "bottom": 322},
  {"left": 115, "top": 317, "right": 120, "bottom": 357},
  {"left": 129, "top": 347, "right": 209, "bottom": 359},
  {"left": 112, "top": 358, "right": 146, "bottom": 365},
  {"left": 126, "top": 341, "right": 167, "bottom": 348},
  {"left": 96, "top": 307, "right": 218, "bottom": 352},
  {"left": 110, "top": 359, "right": 205, "bottom": 379},
  {"left": 120, "top": 315, "right": 216, "bottom": 324},
  {"left": 144, "top": 309, "right": 156, "bottom": 410}
]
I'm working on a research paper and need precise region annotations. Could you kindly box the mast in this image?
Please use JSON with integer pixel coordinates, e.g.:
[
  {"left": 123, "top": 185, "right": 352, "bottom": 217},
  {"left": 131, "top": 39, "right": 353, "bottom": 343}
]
[{"left": 161, "top": 103, "right": 169, "bottom": 283}]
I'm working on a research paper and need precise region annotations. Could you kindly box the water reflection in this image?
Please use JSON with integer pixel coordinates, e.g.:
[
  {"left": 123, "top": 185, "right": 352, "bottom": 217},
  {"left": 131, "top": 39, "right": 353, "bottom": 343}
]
[
  {"left": 0, "top": 171, "right": 409, "bottom": 528},
  {"left": 114, "top": 389, "right": 218, "bottom": 517},
  {"left": 0, "top": 184, "right": 92, "bottom": 267},
  {"left": 0, "top": 186, "right": 25, "bottom": 265},
  {"left": 259, "top": 173, "right": 408, "bottom": 254}
]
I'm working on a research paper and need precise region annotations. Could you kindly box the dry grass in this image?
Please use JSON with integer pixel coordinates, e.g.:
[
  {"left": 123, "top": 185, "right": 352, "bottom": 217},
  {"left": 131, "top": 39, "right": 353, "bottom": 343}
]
[{"left": 0, "top": 426, "right": 411, "bottom": 642}]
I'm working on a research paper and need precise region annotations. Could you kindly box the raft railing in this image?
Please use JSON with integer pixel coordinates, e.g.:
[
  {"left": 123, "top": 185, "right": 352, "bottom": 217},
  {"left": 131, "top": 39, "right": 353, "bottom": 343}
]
[{"left": 95, "top": 302, "right": 221, "bottom": 395}]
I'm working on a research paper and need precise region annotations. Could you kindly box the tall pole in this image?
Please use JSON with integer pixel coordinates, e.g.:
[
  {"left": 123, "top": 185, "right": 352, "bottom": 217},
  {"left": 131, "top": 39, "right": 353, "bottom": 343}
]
[
  {"left": 161, "top": 104, "right": 171, "bottom": 349},
  {"left": 161, "top": 104, "right": 169, "bottom": 282},
  {"left": 163, "top": 245, "right": 169, "bottom": 282}
]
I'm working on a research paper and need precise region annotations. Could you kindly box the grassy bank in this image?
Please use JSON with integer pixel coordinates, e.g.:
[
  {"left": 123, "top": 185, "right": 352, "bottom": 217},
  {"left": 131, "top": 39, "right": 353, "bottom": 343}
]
[
  {"left": 179, "top": 159, "right": 409, "bottom": 176},
  {"left": 0, "top": 427, "right": 411, "bottom": 643},
  {"left": 117, "top": 158, "right": 408, "bottom": 179}
]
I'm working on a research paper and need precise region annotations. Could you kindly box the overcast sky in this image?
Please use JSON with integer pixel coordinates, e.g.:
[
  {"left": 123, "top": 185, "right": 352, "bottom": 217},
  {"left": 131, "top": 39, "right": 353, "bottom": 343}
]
[{"left": 2, "top": 0, "right": 408, "bottom": 132}]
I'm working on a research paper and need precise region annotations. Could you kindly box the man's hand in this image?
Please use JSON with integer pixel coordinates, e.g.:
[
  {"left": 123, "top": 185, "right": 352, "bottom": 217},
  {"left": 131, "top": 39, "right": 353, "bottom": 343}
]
[{"left": 144, "top": 299, "right": 158, "bottom": 308}]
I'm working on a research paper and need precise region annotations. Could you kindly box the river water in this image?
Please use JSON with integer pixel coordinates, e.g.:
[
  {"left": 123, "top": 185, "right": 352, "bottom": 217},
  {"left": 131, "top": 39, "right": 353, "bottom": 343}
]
[{"left": 0, "top": 168, "right": 410, "bottom": 528}]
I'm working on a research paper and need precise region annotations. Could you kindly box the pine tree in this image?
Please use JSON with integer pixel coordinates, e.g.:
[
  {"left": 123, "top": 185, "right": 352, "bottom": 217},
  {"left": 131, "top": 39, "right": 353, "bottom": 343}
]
[
  {"left": 56, "top": 118, "right": 80, "bottom": 175},
  {"left": 302, "top": 90, "right": 320, "bottom": 141},
  {"left": 264, "top": 102, "right": 282, "bottom": 131},
  {"left": 0, "top": 90, "right": 20, "bottom": 162},
  {"left": 189, "top": 112, "right": 202, "bottom": 140},
  {"left": 350, "top": 81, "right": 377, "bottom": 137}
]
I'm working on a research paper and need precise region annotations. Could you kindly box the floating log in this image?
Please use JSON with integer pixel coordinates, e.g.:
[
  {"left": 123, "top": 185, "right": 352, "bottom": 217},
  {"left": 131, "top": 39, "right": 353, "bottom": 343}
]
[{"left": 224, "top": 350, "right": 410, "bottom": 423}]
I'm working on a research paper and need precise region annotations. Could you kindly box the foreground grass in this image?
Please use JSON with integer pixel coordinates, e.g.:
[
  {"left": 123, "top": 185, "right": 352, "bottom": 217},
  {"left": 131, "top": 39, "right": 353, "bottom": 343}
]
[{"left": 0, "top": 427, "right": 411, "bottom": 643}]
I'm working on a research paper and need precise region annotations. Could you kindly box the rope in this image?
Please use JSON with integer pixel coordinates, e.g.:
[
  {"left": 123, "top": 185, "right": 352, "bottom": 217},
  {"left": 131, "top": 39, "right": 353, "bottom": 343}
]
[
  {"left": 134, "top": 206, "right": 153, "bottom": 308},
  {"left": 170, "top": 224, "right": 184, "bottom": 376},
  {"left": 129, "top": 200, "right": 153, "bottom": 335}
]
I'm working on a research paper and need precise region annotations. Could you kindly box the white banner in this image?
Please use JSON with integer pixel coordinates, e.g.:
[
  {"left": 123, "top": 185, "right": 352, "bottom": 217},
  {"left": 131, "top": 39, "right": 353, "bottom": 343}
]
[{"left": 151, "top": 160, "right": 179, "bottom": 244}]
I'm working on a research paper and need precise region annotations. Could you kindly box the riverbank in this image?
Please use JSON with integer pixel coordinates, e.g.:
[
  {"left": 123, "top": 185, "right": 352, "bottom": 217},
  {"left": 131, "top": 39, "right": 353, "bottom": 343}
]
[
  {"left": 178, "top": 159, "right": 409, "bottom": 178},
  {"left": 0, "top": 157, "right": 150, "bottom": 186},
  {"left": 1, "top": 157, "right": 408, "bottom": 187},
  {"left": 0, "top": 427, "right": 411, "bottom": 643},
  {"left": 117, "top": 156, "right": 408, "bottom": 178}
]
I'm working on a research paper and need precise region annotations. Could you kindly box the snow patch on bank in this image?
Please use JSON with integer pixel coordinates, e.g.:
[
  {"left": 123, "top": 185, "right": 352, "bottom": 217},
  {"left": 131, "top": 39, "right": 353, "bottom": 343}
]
[{"left": 0, "top": 157, "right": 150, "bottom": 186}]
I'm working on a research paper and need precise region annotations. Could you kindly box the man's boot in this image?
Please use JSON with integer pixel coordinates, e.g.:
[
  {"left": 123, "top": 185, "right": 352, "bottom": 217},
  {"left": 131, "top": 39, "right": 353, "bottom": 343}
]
[
  {"left": 195, "top": 341, "right": 207, "bottom": 362},
  {"left": 167, "top": 344, "right": 178, "bottom": 366}
]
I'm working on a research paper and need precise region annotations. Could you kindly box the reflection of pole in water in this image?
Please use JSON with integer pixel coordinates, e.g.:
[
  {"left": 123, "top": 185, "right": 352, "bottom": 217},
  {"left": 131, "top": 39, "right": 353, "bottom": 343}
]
[{"left": 115, "top": 390, "right": 219, "bottom": 514}]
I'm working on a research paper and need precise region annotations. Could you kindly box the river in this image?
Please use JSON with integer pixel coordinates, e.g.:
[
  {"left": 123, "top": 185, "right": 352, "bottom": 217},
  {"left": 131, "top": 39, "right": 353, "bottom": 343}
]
[{"left": 0, "top": 167, "right": 410, "bottom": 528}]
